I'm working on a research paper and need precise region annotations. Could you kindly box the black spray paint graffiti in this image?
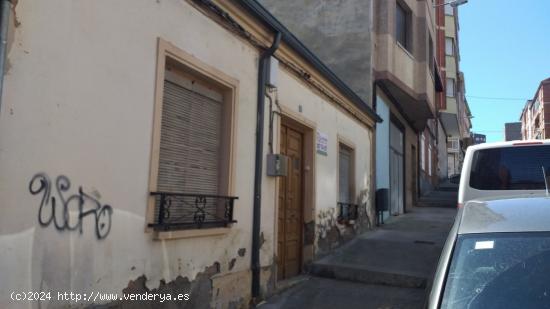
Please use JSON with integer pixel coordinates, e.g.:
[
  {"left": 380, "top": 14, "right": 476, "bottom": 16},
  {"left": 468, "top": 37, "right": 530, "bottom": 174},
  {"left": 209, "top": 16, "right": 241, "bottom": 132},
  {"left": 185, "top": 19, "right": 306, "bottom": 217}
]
[{"left": 28, "top": 173, "right": 113, "bottom": 239}]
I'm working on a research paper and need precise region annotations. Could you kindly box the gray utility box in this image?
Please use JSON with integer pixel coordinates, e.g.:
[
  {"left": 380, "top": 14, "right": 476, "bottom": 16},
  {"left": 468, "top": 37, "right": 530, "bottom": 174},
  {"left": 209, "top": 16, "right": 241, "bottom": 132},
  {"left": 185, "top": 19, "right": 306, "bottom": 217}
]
[{"left": 266, "top": 154, "right": 288, "bottom": 177}]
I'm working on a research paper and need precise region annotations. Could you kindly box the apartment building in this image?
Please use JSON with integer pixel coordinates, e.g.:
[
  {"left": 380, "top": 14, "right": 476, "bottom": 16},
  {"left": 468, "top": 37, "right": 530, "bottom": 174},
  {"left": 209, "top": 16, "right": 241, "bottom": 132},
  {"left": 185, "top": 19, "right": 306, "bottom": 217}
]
[
  {"left": 521, "top": 78, "right": 550, "bottom": 140},
  {"left": 0, "top": 0, "right": 380, "bottom": 307},
  {"left": 505, "top": 122, "right": 522, "bottom": 141},
  {"left": 435, "top": 0, "right": 471, "bottom": 177}
]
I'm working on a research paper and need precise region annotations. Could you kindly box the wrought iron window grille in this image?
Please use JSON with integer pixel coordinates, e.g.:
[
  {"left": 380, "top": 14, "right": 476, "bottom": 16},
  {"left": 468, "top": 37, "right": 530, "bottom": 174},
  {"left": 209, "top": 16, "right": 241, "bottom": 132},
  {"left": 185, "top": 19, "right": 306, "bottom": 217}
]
[
  {"left": 148, "top": 192, "right": 238, "bottom": 231},
  {"left": 337, "top": 202, "right": 359, "bottom": 223}
]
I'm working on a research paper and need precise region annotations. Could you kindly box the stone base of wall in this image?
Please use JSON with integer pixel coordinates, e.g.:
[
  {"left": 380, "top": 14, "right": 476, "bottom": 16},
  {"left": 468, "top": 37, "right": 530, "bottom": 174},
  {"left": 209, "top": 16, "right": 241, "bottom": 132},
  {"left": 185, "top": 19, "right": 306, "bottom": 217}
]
[{"left": 90, "top": 265, "right": 264, "bottom": 309}]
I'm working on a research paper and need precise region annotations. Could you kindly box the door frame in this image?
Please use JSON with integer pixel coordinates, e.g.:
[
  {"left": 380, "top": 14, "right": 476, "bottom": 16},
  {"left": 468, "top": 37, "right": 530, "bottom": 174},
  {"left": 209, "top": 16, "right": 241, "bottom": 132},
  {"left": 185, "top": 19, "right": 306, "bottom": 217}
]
[
  {"left": 389, "top": 114, "right": 406, "bottom": 214},
  {"left": 275, "top": 109, "right": 316, "bottom": 281}
]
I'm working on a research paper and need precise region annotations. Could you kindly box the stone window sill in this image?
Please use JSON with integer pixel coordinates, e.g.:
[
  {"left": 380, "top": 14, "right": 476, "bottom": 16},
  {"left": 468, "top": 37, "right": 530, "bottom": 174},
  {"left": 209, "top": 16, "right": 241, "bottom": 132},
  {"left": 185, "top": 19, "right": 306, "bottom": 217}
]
[{"left": 153, "top": 227, "right": 231, "bottom": 240}]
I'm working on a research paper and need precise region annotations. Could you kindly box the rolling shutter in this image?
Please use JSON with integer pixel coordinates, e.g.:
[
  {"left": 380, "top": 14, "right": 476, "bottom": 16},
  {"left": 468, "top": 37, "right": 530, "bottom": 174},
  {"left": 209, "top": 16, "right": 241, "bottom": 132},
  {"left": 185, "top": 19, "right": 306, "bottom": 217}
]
[
  {"left": 157, "top": 79, "right": 222, "bottom": 195},
  {"left": 339, "top": 145, "right": 352, "bottom": 203}
]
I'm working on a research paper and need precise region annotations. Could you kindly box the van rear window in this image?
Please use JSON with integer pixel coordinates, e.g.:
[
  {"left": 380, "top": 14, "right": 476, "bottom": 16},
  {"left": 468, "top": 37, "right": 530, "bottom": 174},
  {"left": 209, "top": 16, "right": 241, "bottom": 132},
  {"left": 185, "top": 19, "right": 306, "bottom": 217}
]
[{"left": 469, "top": 145, "right": 550, "bottom": 190}]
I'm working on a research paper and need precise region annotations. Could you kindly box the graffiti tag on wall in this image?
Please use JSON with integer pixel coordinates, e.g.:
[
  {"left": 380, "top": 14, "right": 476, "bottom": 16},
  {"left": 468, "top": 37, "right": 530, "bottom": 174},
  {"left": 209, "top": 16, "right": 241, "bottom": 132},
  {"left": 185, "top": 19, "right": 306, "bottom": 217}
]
[{"left": 28, "top": 173, "right": 113, "bottom": 239}]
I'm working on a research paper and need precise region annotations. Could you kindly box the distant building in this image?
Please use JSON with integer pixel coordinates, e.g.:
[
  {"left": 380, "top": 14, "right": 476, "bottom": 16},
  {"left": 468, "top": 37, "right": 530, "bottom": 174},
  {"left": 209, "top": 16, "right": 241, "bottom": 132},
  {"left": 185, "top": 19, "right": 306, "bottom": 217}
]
[
  {"left": 436, "top": 2, "right": 472, "bottom": 179},
  {"left": 520, "top": 78, "right": 550, "bottom": 140},
  {"left": 504, "top": 122, "right": 522, "bottom": 141},
  {"left": 471, "top": 133, "right": 486, "bottom": 145}
]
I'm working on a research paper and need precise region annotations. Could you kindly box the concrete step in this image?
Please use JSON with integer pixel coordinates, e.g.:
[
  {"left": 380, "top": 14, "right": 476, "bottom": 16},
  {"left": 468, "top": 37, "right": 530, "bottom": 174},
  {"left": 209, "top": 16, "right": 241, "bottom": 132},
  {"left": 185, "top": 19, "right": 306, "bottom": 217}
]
[
  {"left": 416, "top": 200, "right": 456, "bottom": 208},
  {"left": 417, "top": 189, "right": 457, "bottom": 208},
  {"left": 438, "top": 185, "right": 458, "bottom": 192},
  {"left": 308, "top": 237, "right": 444, "bottom": 289},
  {"left": 309, "top": 261, "right": 427, "bottom": 289}
]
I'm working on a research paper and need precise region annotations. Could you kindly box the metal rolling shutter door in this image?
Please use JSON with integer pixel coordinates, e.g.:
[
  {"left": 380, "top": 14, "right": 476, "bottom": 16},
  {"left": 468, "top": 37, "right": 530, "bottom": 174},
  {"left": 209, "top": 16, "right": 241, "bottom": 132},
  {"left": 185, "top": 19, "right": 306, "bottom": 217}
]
[{"left": 157, "top": 80, "right": 222, "bottom": 195}]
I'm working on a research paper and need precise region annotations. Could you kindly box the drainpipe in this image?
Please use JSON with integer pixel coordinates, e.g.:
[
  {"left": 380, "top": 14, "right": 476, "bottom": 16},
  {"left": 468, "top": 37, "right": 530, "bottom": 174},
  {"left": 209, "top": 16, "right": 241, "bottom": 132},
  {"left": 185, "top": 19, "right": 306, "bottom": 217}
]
[
  {"left": 252, "top": 31, "right": 281, "bottom": 300},
  {"left": 0, "top": 0, "right": 11, "bottom": 114}
]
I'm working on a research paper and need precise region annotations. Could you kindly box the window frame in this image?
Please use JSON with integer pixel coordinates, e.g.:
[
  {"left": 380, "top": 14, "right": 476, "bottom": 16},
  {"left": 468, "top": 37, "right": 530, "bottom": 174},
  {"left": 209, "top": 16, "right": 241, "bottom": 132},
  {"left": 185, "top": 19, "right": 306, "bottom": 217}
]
[
  {"left": 446, "top": 78, "right": 456, "bottom": 98},
  {"left": 146, "top": 38, "right": 239, "bottom": 239},
  {"left": 395, "top": 1, "right": 412, "bottom": 53},
  {"left": 445, "top": 37, "right": 455, "bottom": 56},
  {"left": 337, "top": 138, "right": 356, "bottom": 205}
]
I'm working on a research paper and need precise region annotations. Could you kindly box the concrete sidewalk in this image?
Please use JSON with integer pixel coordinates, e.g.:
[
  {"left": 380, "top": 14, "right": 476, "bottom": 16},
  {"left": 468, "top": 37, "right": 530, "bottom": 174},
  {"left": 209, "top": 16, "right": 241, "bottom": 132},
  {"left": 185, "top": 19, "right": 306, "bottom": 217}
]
[{"left": 260, "top": 206, "right": 457, "bottom": 309}]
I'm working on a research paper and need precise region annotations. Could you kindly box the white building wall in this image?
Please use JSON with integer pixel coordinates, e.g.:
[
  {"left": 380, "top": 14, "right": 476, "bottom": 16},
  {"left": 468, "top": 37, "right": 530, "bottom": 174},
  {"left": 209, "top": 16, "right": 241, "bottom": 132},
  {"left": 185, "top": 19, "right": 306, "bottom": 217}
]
[
  {"left": 0, "top": 0, "right": 375, "bottom": 307},
  {"left": 0, "top": 1, "right": 261, "bottom": 305}
]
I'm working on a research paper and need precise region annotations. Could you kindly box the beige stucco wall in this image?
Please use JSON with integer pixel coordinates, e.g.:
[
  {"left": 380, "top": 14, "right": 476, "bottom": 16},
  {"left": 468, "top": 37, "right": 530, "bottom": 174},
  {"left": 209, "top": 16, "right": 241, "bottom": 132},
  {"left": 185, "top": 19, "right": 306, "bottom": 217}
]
[
  {"left": 273, "top": 69, "right": 374, "bottom": 248},
  {"left": 0, "top": 0, "right": 374, "bottom": 307},
  {"left": 0, "top": 0, "right": 261, "bottom": 307}
]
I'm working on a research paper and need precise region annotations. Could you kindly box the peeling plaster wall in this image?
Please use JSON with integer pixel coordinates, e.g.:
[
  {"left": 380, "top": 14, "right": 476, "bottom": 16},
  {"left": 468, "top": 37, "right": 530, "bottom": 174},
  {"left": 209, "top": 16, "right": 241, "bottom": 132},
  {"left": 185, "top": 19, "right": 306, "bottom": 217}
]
[
  {"left": 0, "top": 0, "right": 375, "bottom": 307},
  {"left": 275, "top": 69, "right": 375, "bottom": 258},
  {"left": 0, "top": 0, "right": 260, "bottom": 307}
]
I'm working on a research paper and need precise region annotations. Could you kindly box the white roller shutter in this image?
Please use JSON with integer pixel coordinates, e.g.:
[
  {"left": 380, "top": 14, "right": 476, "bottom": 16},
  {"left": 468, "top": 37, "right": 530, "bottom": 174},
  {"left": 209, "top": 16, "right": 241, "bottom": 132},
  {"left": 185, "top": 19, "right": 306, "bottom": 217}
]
[{"left": 157, "top": 79, "right": 222, "bottom": 195}]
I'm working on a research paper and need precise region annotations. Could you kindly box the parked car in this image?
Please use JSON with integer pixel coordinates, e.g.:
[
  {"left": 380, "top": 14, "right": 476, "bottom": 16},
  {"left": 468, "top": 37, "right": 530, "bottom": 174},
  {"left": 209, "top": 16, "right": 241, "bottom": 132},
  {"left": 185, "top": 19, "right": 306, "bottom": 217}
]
[
  {"left": 458, "top": 140, "right": 550, "bottom": 207},
  {"left": 427, "top": 196, "right": 550, "bottom": 309}
]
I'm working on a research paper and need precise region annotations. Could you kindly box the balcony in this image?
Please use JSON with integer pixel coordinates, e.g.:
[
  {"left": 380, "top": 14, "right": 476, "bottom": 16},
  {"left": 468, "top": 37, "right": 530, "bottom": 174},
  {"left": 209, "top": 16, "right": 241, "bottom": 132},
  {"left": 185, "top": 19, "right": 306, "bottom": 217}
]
[
  {"left": 337, "top": 202, "right": 359, "bottom": 223},
  {"left": 372, "top": 0, "right": 439, "bottom": 131},
  {"left": 148, "top": 192, "right": 238, "bottom": 231}
]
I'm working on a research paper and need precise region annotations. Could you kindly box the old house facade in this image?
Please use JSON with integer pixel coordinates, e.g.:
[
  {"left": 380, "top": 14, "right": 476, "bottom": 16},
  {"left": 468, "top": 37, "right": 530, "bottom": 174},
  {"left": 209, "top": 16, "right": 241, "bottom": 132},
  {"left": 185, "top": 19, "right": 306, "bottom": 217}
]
[
  {"left": 261, "top": 0, "right": 444, "bottom": 218},
  {"left": 0, "top": 0, "right": 379, "bottom": 308}
]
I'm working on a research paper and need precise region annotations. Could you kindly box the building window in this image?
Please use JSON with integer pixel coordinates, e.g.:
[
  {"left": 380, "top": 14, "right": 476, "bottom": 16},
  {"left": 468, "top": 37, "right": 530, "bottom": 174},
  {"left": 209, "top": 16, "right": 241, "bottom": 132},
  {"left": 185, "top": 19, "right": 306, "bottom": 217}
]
[
  {"left": 338, "top": 143, "right": 357, "bottom": 221},
  {"left": 445, "top": 4, "right": 454, "bottom": 15},
  {"left": 445, "top": 37, "right": 454, "bottom": 56},
  {"left": 420, "top": 134, "right": 426, "bottom": 171},
  {"left": 148, "top": 39, "right": 238, "bottom": 233},
  {"left": 446, "top": 78, "right": 456, "bottom": 97},
  {"left": 396, "top": 1, "right": 411, "bottom": 52},
  {"left": 338, "top": 143, "right": 354, "bottom": 204},
  {"left": 448, "top": 138, "right": 459, "bottom": 151}
]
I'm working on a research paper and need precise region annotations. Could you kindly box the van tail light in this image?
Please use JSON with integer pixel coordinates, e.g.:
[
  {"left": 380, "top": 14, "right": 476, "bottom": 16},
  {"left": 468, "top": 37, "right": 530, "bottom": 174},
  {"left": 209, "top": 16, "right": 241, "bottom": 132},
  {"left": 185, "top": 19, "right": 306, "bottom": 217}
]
[{"left": 457, "top": 203, "right": 463, "bottom": 208}]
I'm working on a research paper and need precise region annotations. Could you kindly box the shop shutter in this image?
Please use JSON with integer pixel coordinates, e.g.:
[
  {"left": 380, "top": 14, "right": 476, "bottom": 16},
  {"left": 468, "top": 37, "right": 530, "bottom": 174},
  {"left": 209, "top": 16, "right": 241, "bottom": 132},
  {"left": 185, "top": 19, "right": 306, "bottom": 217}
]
[{"left": 157, "top": 79, "right": 222, "bottom": 195}]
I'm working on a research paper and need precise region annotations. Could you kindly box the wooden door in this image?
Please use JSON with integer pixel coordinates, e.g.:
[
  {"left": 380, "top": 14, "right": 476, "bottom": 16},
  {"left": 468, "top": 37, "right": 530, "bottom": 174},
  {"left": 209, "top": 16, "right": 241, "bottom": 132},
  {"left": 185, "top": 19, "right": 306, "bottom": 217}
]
[{"left": 277, "top": 124, "right": 304, "bottom": 280}]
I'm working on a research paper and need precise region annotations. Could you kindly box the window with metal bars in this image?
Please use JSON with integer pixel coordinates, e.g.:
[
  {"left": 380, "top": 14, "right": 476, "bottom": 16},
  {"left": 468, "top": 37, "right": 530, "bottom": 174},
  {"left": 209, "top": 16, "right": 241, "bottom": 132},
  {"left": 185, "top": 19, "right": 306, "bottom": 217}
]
[{"left": 149, "top": 65, "right": 237, "bottom": 231}]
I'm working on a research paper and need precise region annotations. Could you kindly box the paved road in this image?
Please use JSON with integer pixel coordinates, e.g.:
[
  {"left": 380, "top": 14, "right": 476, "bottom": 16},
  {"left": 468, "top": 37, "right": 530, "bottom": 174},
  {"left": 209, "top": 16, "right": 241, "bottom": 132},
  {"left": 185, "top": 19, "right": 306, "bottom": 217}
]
[
  {"left": 260, "top": 277, "right": 425, "bottom": 309},
  {"left": 259, "top": 206, "right": 457, "bottom": 309}
]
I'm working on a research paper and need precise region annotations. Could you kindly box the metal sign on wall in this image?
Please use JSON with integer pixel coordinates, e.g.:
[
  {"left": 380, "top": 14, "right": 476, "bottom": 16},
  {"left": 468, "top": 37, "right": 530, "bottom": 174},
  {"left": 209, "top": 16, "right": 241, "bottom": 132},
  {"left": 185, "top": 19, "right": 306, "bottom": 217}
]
[{"left": 316, "top": 131, "right": 328, "bottom": 156}]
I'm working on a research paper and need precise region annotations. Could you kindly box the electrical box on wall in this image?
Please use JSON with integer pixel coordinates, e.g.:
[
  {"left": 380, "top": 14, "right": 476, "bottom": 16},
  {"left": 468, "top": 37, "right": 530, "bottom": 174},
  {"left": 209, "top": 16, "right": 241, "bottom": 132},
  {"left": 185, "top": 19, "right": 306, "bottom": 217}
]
[
  {"left": 266, "top": 56, "right": 279, "bottom": 89},
  {"left": 266, "top": 154, "right": 288, "bottom": 177}
]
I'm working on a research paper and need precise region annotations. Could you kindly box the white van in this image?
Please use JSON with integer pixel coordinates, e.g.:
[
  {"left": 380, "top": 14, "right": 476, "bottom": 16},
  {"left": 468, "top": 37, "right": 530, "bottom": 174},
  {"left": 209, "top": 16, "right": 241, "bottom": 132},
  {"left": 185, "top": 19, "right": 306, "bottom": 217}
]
[{"left": 458, "top": 140, "right": 550, "bottom": 207}]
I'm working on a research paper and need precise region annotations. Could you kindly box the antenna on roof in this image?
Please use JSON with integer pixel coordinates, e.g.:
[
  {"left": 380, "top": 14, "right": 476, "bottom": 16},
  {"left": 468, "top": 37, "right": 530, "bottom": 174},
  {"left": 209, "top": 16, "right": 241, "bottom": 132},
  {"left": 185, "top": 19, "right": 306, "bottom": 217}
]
[{"left": 542, "top": 166, "right": 549, "bottom": 197}]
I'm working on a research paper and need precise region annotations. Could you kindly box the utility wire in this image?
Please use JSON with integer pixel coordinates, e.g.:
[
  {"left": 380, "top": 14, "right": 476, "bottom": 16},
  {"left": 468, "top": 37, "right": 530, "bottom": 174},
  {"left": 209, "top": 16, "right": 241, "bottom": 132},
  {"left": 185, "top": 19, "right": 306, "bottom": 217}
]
[{"left": 466, "top": 95, "right": 530, "bottom": 101}]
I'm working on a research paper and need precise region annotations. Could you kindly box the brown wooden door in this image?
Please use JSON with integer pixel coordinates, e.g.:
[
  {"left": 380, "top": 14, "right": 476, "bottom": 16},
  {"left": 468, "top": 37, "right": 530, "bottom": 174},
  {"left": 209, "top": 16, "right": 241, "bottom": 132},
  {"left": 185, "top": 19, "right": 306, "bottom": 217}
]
[{"left": 277, "top": 124, "right": 304, "bottom": 280}]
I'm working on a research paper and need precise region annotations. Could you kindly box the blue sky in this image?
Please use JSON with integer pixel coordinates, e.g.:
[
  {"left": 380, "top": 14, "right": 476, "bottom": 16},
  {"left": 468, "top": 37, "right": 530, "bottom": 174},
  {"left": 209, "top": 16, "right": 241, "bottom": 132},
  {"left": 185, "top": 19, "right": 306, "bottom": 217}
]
[{"left": 459, "top": 0, "right": 550, "bottom": 142}]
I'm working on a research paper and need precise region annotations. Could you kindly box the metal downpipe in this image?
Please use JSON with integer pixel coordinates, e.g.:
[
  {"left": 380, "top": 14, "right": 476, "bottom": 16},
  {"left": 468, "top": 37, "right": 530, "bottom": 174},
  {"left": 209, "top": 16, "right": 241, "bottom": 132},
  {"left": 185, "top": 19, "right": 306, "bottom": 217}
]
[
  {"left": 0, "top": 0, "right": 10, "bottom": 114},
  {"left": 251, "top": 31, "right": 282, "bottom": 300}
]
